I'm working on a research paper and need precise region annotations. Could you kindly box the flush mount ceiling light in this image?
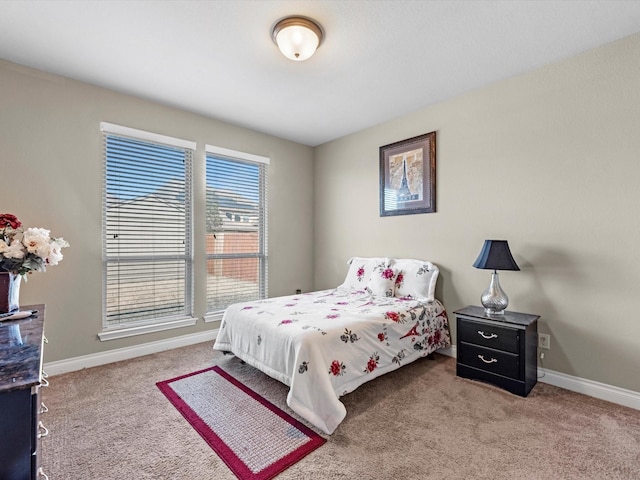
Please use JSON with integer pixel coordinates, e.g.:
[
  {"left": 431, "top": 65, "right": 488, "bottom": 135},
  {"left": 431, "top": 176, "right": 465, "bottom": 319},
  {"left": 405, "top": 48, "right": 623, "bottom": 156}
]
[{"left": 271, "top": 16, "right": 323, "bottom": 61}]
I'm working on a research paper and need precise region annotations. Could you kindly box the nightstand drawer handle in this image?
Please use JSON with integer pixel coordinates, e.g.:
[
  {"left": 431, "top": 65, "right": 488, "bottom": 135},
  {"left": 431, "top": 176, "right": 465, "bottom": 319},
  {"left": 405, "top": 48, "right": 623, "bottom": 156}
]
[
  {"left": 478, "top": 355, "right": 498, "bottom": 364},
  {"left": 478, "top": 330, "right": 498, "bottom": 339}
]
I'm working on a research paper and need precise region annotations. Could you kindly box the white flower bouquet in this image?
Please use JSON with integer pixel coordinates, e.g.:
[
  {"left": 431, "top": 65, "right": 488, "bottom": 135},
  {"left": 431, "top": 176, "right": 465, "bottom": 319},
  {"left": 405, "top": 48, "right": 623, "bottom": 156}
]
[{"left": 0, "top": 213, "right": 69, "bottom": 278}]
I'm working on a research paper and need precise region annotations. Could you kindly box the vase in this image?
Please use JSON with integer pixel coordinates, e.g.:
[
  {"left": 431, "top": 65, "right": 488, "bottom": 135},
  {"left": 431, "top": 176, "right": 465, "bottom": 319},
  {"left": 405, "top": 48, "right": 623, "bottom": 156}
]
[{"left": 0, "top": 272, "right": 21, "bottom": 314}]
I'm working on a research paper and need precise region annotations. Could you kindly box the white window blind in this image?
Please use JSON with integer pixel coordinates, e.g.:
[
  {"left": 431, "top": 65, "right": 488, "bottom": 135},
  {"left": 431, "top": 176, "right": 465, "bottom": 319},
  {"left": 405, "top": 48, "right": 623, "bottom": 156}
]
[
  {"left": 205, "top": 145, "right": 268, "bottom": 314},
  {"left": 101, "top": 123, "right": 194, "bottom": 327}
]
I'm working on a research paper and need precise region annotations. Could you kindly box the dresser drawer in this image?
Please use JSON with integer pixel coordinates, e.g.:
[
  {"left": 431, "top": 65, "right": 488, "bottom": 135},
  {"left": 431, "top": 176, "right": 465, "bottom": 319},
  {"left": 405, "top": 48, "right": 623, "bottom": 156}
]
[
  {"left": 458, "top": 342, "right": 520, "bottom": 379},
  {"left": 458, "top": 318, "right": 519, "bottom": 354}
]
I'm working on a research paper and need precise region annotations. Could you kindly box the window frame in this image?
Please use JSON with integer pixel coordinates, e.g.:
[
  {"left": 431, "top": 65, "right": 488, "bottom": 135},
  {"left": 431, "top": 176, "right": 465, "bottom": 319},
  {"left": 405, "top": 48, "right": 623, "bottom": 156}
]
[
  {"left": 99, "top": 122, "right": 197, "bottom": 341},
  {"left": 204, "top": 144, "right": 269, "bottom": 322}
]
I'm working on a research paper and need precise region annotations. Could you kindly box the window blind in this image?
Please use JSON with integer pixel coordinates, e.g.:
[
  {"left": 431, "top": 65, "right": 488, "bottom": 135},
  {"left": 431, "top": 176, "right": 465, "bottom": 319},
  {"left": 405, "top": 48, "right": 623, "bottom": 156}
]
[
  {"left": 205, "top": 146, "right": 268, "bottom": 314},
  {"left": 102, "top": 124, "right": 194, "bottom": 327}
]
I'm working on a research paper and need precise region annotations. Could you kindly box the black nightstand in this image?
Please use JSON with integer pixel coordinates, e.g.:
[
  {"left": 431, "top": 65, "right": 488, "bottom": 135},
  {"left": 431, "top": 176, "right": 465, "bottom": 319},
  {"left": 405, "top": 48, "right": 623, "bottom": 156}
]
[{"left": 454, "top": 305, "right": 539, "bottom": 397}]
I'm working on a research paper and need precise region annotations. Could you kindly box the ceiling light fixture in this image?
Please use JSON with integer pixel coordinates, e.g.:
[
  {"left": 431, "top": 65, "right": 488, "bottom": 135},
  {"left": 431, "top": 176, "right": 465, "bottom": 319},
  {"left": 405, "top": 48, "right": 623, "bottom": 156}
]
[{"left": 271, "top": 16, "right": 323, "bottom": 61}]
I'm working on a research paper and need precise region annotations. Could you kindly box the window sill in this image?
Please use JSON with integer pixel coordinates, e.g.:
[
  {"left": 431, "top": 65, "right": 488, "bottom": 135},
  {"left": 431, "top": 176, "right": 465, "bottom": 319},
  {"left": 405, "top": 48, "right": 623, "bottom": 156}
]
[
  {"left": 98, "top": 316, "right": 198, "bottom": 341},
  {"left": 204, "top": 311, "right": 224, "bottom": 323}
]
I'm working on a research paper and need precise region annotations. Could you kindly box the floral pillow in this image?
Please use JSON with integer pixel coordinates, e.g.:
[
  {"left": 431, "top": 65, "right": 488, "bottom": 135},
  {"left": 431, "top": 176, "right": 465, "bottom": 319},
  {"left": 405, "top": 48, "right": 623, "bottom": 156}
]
[
  {"left": 393, "top": 259, "right": 439, "bottom": 302},
  {"left": 340, "top": 257, "right": 391, "bottom": 290},
  {"left": 365, "top": 264, "right": 398, "bottom": 297}
]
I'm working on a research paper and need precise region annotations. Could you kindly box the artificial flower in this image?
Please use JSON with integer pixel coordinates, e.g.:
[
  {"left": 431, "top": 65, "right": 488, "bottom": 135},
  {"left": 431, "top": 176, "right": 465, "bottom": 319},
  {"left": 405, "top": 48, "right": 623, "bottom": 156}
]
[{"left": 0, "top": 213, "right": 69, "bottom": 277}]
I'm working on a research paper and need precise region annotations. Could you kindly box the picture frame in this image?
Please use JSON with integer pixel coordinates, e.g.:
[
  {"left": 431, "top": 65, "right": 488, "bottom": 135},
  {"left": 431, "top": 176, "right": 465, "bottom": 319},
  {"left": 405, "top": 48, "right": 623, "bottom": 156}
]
[{"left": 379, "top": 131, "right": 436, "bottom": 216}]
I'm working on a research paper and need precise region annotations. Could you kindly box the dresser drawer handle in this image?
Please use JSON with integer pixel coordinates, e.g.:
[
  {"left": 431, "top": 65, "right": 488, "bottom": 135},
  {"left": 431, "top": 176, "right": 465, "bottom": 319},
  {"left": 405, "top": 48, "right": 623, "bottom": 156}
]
[
  {"left": 38, "top": 421, "right": 49, "bottom": 439},
  {"left": 478, "top": 354, "right": 498, "bottom": 364},
  {"left": 38, "top": 467, "right": 49, "bottom": 479},
  {"left": 40, "top": 402, "right": 49, "bottom": 414},
  {"left": 477, "top": 330, "right": 498, "bottom": 340}
]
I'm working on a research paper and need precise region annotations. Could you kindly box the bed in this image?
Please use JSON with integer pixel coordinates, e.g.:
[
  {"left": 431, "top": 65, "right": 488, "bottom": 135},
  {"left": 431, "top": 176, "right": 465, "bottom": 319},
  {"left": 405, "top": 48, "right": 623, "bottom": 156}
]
[{"left": 213, "top": 257, "right": 451, "bottom": 434}]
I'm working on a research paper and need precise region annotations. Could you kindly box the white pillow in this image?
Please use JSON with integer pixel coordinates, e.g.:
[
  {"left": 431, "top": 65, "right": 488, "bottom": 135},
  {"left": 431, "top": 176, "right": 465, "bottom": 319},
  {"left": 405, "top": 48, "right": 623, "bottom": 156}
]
[
  {"left": 365, "top": 264, "right": 398, "bottom": 297},
  {"left": 393, "top": 259, "right": 439, "bottom": 302},
  {"left": 340, "top": 257, "right": 391, "bottom": 290}
]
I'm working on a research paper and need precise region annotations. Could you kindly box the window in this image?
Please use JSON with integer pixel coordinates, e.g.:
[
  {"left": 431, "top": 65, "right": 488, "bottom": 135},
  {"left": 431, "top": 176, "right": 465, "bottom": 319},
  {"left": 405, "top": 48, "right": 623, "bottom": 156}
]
[
  {"left": 100, "top": 123, "right": 195, "bottom": 338},
  {"left": 205, "top": 145, "right": 269, "bottom": 318}
]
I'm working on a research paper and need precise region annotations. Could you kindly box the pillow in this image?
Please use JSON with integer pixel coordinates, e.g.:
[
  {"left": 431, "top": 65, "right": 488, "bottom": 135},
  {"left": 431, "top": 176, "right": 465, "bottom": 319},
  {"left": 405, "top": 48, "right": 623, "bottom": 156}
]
[
  {"left": 340, "top": 257, "right": 391, "bottom": 290},
  {"left": 365, "top": 264, "right": 398, "bottom": 297},
  {"left": 393, "top": 259, "right": 439, "bottom": 302}
]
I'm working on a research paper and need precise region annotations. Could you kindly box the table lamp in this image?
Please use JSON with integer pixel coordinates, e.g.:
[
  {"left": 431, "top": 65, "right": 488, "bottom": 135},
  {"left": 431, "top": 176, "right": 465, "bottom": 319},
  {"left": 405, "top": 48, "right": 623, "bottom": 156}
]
[{"left": 473, "top": 240, "right": 520, "bottom": 315}]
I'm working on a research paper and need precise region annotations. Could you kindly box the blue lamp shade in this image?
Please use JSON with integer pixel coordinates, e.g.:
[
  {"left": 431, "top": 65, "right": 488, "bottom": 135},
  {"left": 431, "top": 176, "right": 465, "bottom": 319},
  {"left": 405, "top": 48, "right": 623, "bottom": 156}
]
[{"left": 473, "top": 240, "right": 520, "bottom": 272}]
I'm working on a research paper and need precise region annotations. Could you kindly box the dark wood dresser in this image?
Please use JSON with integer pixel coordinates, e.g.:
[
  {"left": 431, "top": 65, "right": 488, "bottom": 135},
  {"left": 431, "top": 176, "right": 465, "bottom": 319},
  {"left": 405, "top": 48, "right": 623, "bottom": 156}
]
[
  {"left": 0, "top": 305, "right": 48, "bottom": 480},
  {"left": 454, "top": 305, "right": 539, "bottom": 397}
]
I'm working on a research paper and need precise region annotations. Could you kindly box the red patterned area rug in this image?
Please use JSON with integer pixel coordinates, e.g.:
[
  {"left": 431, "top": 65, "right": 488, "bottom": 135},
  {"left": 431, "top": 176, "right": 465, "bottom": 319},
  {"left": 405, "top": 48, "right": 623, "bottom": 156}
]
[{"left": 157, "top": 365, "right": 325, "bottom": 480}]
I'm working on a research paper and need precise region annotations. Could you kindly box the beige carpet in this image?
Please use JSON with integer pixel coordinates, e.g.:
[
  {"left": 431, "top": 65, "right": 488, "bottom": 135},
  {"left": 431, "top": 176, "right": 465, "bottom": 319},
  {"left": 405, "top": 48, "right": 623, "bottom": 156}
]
[{"left": 41, "top": 342, "right": 640, "bottom": 479}]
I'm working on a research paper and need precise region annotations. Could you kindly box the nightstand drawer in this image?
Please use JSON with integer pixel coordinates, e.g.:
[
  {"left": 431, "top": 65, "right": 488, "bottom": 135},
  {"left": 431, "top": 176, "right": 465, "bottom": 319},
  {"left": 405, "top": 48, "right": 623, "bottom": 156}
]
[
  {"left": 458, "top": 318, "right": 519, "bottom": 354},
  {"left": 458, "top": 342, "right": 520, "bottom": 379}
]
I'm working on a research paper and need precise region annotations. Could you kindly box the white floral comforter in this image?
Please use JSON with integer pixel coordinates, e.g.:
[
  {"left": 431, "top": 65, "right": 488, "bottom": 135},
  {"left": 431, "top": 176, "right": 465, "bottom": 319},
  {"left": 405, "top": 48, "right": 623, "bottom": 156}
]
[{"left": 213, "top": 288, "right": 451, "bottom": 434}]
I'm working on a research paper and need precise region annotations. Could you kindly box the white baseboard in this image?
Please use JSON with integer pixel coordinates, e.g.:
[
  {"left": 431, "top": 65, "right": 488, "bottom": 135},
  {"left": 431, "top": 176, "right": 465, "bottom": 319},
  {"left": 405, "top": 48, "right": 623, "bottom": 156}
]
[
  {"left": 44, "top": 329, "right": 218, "bottom": 376},
  {"left": 438, "top": 344, "right": 640, "bottom": 411},
  {"left": 45, "top": 335, "right": 640, "bottom": 412},
  {"left": 537, "top": 368, "right": 640, "bottom": 411},
  {"left": 437, "top": 344, "right": 456, "bottom": 358}
]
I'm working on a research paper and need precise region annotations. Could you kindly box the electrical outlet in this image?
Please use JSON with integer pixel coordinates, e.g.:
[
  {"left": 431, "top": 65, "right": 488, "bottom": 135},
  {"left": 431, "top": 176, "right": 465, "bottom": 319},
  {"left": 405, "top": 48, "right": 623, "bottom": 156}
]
[{"left": 538, "top": 333, "right": 551, "bottom": 350}]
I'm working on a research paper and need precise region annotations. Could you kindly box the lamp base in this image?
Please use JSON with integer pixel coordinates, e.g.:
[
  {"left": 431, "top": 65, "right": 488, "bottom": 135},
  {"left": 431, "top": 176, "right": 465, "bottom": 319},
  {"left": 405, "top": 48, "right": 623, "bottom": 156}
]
[{"left": 480, "top": 271, "right": 509, "bottom": 316}]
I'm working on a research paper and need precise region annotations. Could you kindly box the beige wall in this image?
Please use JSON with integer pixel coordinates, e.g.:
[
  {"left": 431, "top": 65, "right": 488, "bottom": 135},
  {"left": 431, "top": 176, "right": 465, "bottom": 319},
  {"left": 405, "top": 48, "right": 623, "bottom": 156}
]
[
  {"left": 0, "top": 60, "right": 314, "bottom": 362},
  {"left": 313, "top": 33, "right": 640, "bottom": 393}
]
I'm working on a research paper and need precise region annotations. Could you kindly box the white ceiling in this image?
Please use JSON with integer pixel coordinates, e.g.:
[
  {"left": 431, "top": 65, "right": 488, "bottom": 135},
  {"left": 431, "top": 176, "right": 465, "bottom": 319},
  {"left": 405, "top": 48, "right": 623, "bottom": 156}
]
[{"left": 2, "top": 1, "right": 640, "bottom": 147}]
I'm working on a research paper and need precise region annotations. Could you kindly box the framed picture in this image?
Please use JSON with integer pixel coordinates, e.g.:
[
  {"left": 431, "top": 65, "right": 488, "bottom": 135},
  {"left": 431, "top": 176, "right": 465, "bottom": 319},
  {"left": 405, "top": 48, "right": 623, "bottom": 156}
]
[{"left": 379, "top": 131, "right": 436, "bottom": 216}]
